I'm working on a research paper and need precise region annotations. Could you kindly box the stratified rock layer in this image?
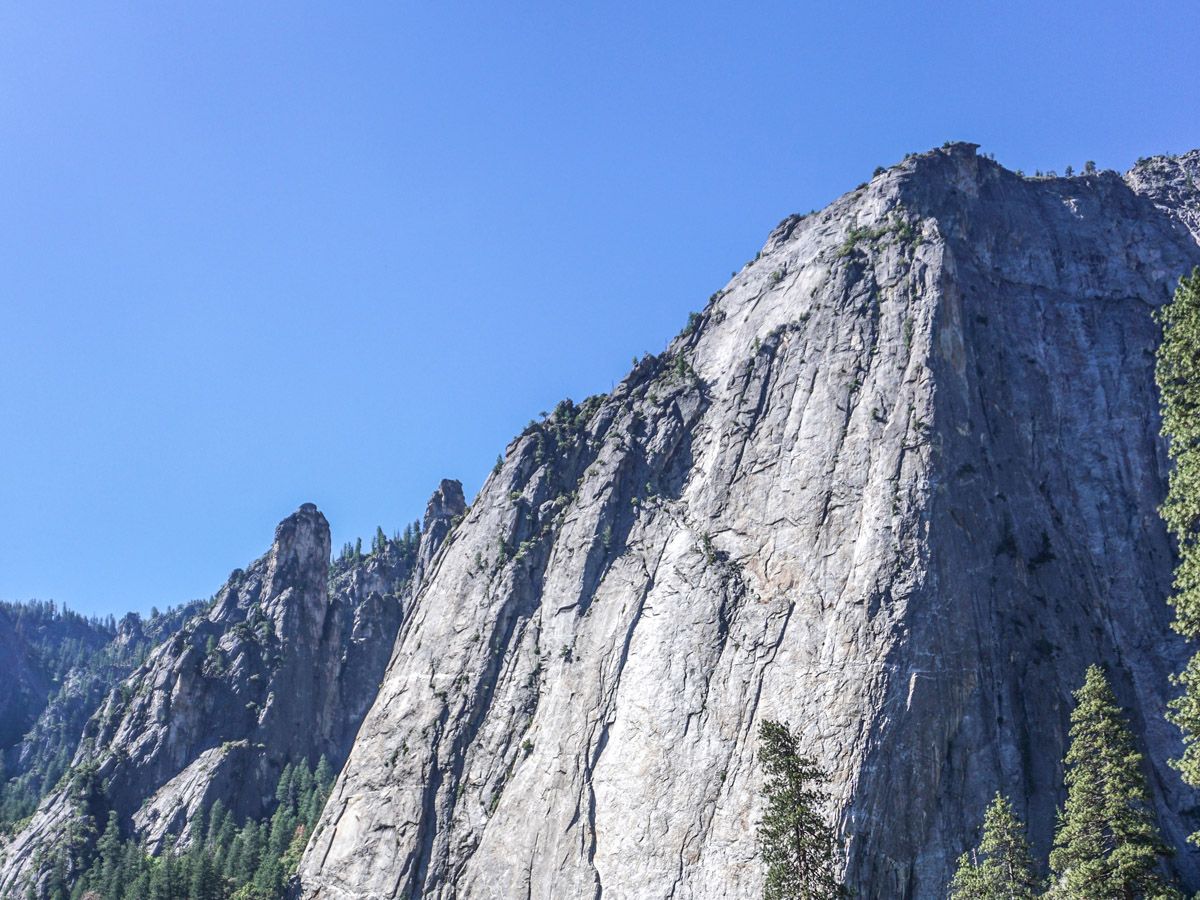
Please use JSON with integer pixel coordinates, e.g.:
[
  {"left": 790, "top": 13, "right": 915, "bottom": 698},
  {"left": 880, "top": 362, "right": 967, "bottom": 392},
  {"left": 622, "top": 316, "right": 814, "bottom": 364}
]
[{"left": 298, "top": 145, "right": 1200, "bottom": 899}]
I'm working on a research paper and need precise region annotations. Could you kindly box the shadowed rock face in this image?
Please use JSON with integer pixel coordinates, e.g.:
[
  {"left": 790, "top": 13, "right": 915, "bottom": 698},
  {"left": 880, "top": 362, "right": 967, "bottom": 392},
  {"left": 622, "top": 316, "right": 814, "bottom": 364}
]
[
  {"left": 4, "top": 144, "right": 1198, "bottom": 900},
  {"left": 0, "top": 609, "right": 58, "bottom": 754},
  {"left": 297, "top": 145, "right": 1200, "bottom": 900},
  {"left": 1, "top": 602, "right": 204, "bottom": 831},
  {"left": 0, "top": 488, "right": 465, "bottom": 896},
  {"left": 0, "top": 605, "right": 113, "bottom": 757}
]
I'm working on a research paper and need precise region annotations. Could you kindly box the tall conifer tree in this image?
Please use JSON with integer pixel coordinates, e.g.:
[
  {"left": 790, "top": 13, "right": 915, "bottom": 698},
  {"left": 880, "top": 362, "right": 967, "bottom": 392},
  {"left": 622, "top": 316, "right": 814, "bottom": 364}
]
[
  {"left": 1047, "top": 666, "right": 1179, "bottom": 899},
  {"left": 949, "top": 793, "right": 1038, "bottom": 899},
  {"left": 756, "top": 720, "right": 844, "bottom": 900},
  {"left": 1157, "top": 269, "right": 1200, "bottom": 833}
]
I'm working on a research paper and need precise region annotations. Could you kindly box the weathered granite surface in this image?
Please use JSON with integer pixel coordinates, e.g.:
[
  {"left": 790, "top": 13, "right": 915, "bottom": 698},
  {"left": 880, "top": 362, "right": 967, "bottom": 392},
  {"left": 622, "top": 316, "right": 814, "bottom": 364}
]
[
  {"left": 1126, "top": 149, "right": 1200, "bottom": 245},
  {"left": 296, "top": 145, "right": 1200, "bottom": 899},
  {"left": 2, "top": 602, "right": 203, "bottom": 824}
]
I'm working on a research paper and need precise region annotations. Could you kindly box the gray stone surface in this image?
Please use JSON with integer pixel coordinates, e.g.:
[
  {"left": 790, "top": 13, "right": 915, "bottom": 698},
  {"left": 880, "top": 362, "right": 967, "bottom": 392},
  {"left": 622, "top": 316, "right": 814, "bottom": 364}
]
[
  {"left": 296, "top": 145, "right": 1200, "bottom": 899},
  {"left": 1126, "top": 150, "right": 1200, "bottom": 245}
]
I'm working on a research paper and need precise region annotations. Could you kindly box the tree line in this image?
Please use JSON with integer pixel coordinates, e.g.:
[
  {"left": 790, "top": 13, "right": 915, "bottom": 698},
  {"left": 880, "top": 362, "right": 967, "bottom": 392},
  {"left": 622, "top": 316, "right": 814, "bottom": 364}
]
[
  {"left": 39, "top": 757, "right": 334, "bottom": 900},
  {"left": 2, "top": 603, "right": 202, "bottom": 831}
]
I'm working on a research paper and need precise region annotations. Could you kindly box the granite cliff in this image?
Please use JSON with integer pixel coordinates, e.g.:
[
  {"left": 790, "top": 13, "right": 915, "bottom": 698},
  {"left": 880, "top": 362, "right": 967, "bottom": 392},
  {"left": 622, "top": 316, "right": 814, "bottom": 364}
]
[
  {"left": 296, "top": 144, "right": 1200, "bottom": 899},
  {"left": 0, "top": 602, "right": 202, "bottom": 829}
]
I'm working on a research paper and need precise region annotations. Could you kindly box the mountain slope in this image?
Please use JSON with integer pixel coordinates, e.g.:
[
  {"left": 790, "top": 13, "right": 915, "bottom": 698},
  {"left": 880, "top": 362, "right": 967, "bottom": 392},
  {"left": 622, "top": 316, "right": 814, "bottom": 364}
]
[
  {"left": 0, "top": 602, "right": 114, "bottom": 761},
  {"left": 1, "top": 603, "right": 202, "bottom": 828},
  {"left": 0, "top": 483, "right": 465, "bottom": 896},
  {"left": 297, "top": 144, "right": 1200, "bottom": 899}
]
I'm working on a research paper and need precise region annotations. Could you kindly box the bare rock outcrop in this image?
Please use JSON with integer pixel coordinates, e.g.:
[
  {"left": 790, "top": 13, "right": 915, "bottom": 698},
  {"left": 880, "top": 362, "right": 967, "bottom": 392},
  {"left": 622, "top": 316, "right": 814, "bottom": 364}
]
[{"left": 1126, "top": 149, "right": 1200, "bottom": 245}]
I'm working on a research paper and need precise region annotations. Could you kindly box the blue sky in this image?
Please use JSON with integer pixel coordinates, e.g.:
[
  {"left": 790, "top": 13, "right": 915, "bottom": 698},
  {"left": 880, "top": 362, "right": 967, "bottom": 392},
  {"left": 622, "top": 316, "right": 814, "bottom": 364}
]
[{"left": 1, "top": 2, "right": 1195, "bottom": 617}]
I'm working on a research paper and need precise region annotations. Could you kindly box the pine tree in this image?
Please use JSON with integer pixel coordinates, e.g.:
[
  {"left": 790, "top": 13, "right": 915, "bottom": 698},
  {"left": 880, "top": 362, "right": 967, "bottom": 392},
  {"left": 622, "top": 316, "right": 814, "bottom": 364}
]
[
  {"left": 187, "top": 847, "right": 222, "bottom": 900},
  {"left": 949, "top": 793, "right": 1038, "bottom": 899},
  {"left": 1158, "top": 269, "right": 1200, "bottom": 837},
  {"left": 274, "top": 763, "right": 292, "bottom": 808},
  {"left": 293, "top": 761, "right": 313, "bottom": 807},
  {"left": 148, "top": 851, "right": 171, "bottom": 900},
  {"left": 1047, "top": 665, "right": 1179, "bottom": 899},
  {"left": 34, "top": 753, "right": 347, "bottom": 900},
  {"left": 314, "top": 755, "right": 333, "bottom": 791},
  {"left": 119, "top": 839, "right": 149, "bottom": 898},
  {"left": 306, "top": 755, "right": 334, "bottom": 828},
  {"left": 233, "top": 819, "right": 264, "bottom": 885},
  {"left": 94, "top": 810, "right": 124, "bottom": 899},
  {"left": 756, "top": 720, "right": 844, "bottom": 900}
]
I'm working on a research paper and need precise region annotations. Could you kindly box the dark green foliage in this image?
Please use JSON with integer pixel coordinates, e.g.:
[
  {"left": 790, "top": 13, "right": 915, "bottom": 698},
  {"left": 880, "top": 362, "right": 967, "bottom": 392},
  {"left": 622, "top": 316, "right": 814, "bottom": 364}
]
[
  {"left": 0, "top": 600, "right": 114, "bottom": 686},
  {"left": 950, "top": 793, "right": 1038, "bottom": 899},
  {"left": 673, "top": 353, "right": 693, "bottom": 381},
  {"left": 1047, "top": 666, "right": 1179, "bottom": 899},
  {"left": 835, "top": 218, "right": 913, "bottom": 259},
  {"left": 334, "top": 519, "right": 422, "bottom": 572},
  {"left": 57, "top": 757, "right": 335, "bottom": 900},
  {"left": 756, "top": 720, "right": 845, "bottom": 899},
  {"left": 680, "top": 311, "right": 702, "bottom": 338},
  {"left": 1158, "top": 271, "right": 1200, "bottom": 828}
]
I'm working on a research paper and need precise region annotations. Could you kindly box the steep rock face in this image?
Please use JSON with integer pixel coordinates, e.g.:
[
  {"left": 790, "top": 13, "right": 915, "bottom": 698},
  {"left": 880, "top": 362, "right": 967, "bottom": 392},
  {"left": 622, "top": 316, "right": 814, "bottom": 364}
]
[
  {"left": 0, "top": 488, "right": 465, "bottom": 895},
  {"left": 299, "top": 145, "right": 1200, "bottom": 899},
  {"left": 1126, "top": 150, "right": 1200, "bottom": 245},
  {"left": 416, "top": 480, "right": 468, "bottom": 582}
]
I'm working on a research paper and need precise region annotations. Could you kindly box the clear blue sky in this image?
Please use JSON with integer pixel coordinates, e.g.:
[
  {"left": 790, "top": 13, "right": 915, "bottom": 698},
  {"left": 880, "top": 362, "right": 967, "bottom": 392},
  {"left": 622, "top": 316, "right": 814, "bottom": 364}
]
[{"left": 1, "top": 2, "right": 1195, "bottom": 617}]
